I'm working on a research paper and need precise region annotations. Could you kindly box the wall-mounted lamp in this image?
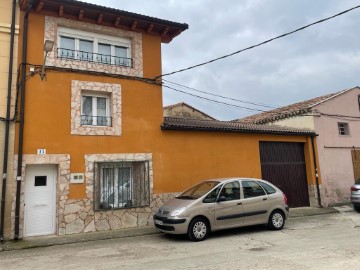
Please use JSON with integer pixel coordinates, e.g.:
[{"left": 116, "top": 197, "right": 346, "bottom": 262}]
[{"left": 40, "top": 40, "right": 54, "bottom": 80}]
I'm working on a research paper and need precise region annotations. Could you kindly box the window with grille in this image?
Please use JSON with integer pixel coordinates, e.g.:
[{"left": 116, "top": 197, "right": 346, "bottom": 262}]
[
  {"left": 338, "top": 122, "right": 350, "bottom": 136},
  {"left": 81, "top": 94, "right": 111, "bottom": 126},
  {"left": 94, "top": 161, "right": 150, "bottom": 210},
  {"left": 57, "top": 27, "right": 132, "bottom": 67}
]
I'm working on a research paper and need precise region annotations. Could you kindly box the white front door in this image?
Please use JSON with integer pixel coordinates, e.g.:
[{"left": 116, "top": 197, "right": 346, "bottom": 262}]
[{"left": 24, "top": 165, "right": 57, "bottom": 237}]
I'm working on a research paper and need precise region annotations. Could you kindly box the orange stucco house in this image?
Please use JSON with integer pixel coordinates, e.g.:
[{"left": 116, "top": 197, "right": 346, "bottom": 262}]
[{"left": 4, "top": 0, "right": 321, "bottom": 240}]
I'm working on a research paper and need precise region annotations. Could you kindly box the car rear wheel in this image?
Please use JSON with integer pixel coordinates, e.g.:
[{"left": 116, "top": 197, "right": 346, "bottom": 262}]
[
  {"left": 188, "top": 217, "right": 209, "bottom": 241},
  {"left": 354, "top": 204, "right": 360, "bottom": 212},
  {"left": 268, "top": 210, "right": 285, "bottom": 230}
]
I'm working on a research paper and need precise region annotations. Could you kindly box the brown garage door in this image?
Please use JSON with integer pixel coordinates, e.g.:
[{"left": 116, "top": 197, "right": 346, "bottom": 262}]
[
  {"left": 352, "top": 150, "right": 360, "bottom": 181},
  {"left": 259, "top": 142, "right": 309, "bottom": 208}
]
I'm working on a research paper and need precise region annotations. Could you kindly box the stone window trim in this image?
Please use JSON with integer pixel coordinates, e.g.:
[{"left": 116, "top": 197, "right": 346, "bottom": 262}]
[
  {"left": 71, "top": 80, "right": 122, "bottom": 136},
  {"left": 11, "top": 154, "right": 71, "bottom": 239},
  {"left": 44, "top": 16, "right": 143, "bottom": 77}
]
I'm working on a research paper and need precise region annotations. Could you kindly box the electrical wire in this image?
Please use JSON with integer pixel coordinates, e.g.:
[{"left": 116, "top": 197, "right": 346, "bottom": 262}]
[
  {"left": 162, "top": 79, "right": 279, "bottom": 108},
  {"left": 163, "top": 85, "right": 268, "bottom": 112},
  {"left": 315, "top": 110, "right": 360, "bottom": 121},
  {"left": 154, "top": 4, "right": 360, "bottom": 80}
]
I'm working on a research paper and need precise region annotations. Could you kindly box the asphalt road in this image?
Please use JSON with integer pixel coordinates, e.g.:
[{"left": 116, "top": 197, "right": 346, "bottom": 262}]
[{"left": 1, "top": 208, "right": 359, "bottom": 270}]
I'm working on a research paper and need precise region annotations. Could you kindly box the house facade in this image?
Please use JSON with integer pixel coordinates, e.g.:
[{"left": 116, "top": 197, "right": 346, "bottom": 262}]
[
  {"left": 163, "top": 102, "right": 216, "bottom": 120},
  {"left": 4, "top": 0, "right": 320, "bottom": 240},
  {"left": 239, "top": 87, "right": 360, "bottom": 206},
  {"left": 0, "top": 0, "right": 19, "bottom": 241}
]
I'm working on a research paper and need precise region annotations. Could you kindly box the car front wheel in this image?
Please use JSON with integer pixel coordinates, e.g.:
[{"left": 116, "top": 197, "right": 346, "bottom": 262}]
[
  {"left": 188, "top": 217, "right": 209, "bottom": 241},
  {"left": 354, "top": 204, "right": 360, "bottom": 212},
  {"left": 268, "top": 210, "right": 285, "bottom": 230}
]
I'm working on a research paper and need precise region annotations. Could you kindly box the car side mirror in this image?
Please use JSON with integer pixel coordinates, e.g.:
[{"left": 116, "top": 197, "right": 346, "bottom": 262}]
[{"left": 217, "top": 196, "right": 226, "bottom": 202}]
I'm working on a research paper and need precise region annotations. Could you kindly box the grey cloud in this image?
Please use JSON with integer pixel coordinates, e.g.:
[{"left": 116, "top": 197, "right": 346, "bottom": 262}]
[{"left": 84, "top": 0, "right": 360, "bottom": 120}]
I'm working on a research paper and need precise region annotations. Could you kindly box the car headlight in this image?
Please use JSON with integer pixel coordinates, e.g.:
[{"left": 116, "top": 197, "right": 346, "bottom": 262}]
[{"left": 171, "top": 206, "right": 187, "bottom": 217}]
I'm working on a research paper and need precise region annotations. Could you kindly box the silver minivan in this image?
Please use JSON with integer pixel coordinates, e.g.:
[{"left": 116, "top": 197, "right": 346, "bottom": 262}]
[{"left": 153, "top": 178, "right": 289, "bottom": 241}]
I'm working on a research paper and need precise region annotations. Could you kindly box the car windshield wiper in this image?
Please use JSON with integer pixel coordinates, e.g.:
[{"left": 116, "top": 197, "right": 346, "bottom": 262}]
[{"left": 176, "top": 195, "right": 195, "bottom": 200}]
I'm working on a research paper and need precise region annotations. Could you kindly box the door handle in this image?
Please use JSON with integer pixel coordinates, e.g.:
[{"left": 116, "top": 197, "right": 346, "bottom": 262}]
[
  {"left": 263, "top": 198, "right": 267, "bottom": 201},
  {"left": 237, "top": 202, "right": 242, "bottom": 205}
]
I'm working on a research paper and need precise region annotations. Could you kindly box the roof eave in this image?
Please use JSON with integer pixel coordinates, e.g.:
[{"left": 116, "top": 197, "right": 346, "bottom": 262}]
[
  {"left": 161, "top": 124, "right": 316, "bottom": 137},
  {"left": 20, "top": 0, "right": 188, "bottom": 43}
]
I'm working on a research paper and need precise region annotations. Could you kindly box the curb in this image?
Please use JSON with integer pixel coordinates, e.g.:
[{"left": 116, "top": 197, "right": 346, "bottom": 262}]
[
  {"left": 0, "top": 207, "right": 342, "bottom": 252},
  {"left": 1, "top": 226, "right": 159, "bottom": 252}
]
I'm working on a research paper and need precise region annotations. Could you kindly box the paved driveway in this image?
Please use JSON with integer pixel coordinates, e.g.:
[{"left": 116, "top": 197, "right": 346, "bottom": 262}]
[{"left": 1, "top": 207, "right": 359, "bottom": 270}]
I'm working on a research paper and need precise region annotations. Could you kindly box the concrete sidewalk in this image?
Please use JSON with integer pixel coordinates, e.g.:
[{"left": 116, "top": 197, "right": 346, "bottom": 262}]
[{"left": 0, "top": 206, "right": 341, "bottom": 252}]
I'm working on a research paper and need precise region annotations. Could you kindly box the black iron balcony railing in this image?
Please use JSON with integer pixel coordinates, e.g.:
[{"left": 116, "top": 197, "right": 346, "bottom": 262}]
[
  {"left": 57, "top": 48, "right": 133, "bottom": 68},
  {"left": 81, "top": 115, "right": 112, "bottom": 127}
]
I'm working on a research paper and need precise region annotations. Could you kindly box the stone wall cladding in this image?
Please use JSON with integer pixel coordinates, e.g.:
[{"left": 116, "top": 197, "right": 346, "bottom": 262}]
[
  {"left": 62, "top": 193, "right": 177, "bottom": 235},
  {"left": 63, "top": 153, "right": 166, "bottom": 235},
  {"left": 44, "top": 16, "right": 143, "bottom": 77},
  {"left": 11, "top": 152, "right": 178, "bottom": 238},
  {"left": 11, "top": 154, "right": 70, "bottom": 239},
  {"left": 71, "top": 80, "right": 121, "bottom": 136}
]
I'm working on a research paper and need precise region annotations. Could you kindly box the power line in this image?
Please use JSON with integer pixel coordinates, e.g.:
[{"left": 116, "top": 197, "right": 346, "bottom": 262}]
[
  {"left": 155, "top": 4, "right": 360, "bottom": 80},
  {"left": 163, "top": 85, "right": 268, "bottom": 113},
  {"left": 163, "top": 79, "right": 279, "bottom": 109},
  {"left": 315, "top": 110, "right": 360, "bottom": 121}
]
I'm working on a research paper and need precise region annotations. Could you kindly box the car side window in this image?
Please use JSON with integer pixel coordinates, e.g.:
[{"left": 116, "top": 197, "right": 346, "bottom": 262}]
[
  {"left": 219, "top": 181, "right": 240, "bottom": 201},
  {"left": 203, "top": 186, "right": 221, "bottom": 203},
  {"left": 242, "top": 181, "right": 266, "bottom": 198},
  {"left": 257, "top": 181, "right": 276, "bottom": 194}
]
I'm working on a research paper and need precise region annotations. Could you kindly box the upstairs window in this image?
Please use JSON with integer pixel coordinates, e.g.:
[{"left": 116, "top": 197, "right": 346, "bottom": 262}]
[
  {"left": 81, "top": 94, "right": 111, "bottom": 127},
  {"left": 338, "top": 122, "right": 350, "bottom": 135},
  {"left": 57, "top": 27, "right": 132, "bottom": 67}
]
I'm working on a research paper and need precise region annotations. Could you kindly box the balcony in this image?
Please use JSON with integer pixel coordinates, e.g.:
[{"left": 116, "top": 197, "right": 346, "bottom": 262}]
[
  {"left": 57, "top": 48, "right": 133, "bottom": 68},
  {"left": 81, "top": 115, "right": 112, "bottom": 127}
]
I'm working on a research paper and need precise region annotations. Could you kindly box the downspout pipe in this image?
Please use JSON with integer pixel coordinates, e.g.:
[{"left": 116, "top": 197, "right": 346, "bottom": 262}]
[
  {"left": 14, "top": 0, "right": 33, "bottom": 240},
  {"left": 0, "top": 0, "right": 17, "bottom": 242},
  {"left": 311, "top": 135, "right": 322, "bottom": 207}
]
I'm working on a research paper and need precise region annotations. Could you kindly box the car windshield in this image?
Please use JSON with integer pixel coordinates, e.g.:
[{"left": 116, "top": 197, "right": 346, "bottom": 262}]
[{"left": 176, "top": 181, "right": 220, "bottom": 200}]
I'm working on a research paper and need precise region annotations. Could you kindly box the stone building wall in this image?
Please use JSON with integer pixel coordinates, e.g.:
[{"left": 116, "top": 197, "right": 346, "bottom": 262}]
[{"left": 11, "top": 153, "right": 178, "bottom": 238}]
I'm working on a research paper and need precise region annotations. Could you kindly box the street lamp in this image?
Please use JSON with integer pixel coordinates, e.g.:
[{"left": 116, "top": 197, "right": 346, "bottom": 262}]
[{"left": 40, "top": 40, "right": 54, "bottom": 80}]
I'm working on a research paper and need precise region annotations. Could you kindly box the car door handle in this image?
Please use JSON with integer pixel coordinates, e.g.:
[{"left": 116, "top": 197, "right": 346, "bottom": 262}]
[
  {"left": 263, "top": 198, "right": 267, "bottom": 201},
  {"left": 237, "top": 202, "right": 242, "bottom": 205}
]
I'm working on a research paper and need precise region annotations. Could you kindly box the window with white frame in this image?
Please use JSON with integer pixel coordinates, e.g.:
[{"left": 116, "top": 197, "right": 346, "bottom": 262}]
[
  {"left": 94, "top": 161, "right": 150, "bottom": 210},
  {"left": 81, "top": 93, "right": 111, "bottom": 126},
  {"left": 338, "top": 122, "right": 350, "bottom": 135},
  {"left": 57, "top": 27, "right": 132, "bottom": 67}
]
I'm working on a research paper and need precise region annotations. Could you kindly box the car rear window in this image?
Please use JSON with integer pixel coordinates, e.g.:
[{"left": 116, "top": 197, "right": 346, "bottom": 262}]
[{"left": 258, "top": 182, "right": 276, "bottom": 194}]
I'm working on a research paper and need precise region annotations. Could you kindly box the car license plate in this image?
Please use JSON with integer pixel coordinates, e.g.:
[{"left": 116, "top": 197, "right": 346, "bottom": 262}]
[{"left": 154, "top": 219, "right": 163, "bottom": 225}]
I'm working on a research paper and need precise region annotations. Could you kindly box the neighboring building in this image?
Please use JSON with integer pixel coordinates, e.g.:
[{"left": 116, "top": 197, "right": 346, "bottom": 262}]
[
  {"left": 7, "top": 0, "right": 319, "bottom": 240},
  {"left": 0, "top": 0, "right": 19, "bottom": 241},
  {"left": 163, "top": 102, "right": 216, "bottom": 120},
  {"left": 238, "top": 87, "right": 360, "bottom": 206}
]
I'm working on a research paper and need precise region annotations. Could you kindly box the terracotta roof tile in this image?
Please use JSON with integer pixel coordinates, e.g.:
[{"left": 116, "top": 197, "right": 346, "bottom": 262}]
[
  {"left": 162, "top": 117, "right": 315, "bottom": 136},
  {"left": 237, "top": 87, "right": 356, "bottom": 124}
]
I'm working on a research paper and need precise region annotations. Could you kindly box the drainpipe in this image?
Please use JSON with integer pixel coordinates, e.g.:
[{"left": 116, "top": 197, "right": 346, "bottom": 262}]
[
  {"left": 311, "top": 135, "right": 322, "bottom": 207},
  {"left": 0, "top": 0, "right": 17, "bottom": 242},
  {"left": 14, "top": 0, "right": 33, "bottom": 240}
]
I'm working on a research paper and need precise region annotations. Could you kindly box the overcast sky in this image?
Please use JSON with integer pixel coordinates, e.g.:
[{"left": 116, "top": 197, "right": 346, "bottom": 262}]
[{"left": 84, "top": 0, "right": 360, "bottom": 120}]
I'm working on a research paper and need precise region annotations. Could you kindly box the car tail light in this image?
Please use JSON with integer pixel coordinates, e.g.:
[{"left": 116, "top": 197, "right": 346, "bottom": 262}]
[
  {"left": 283, "top": 193, "right": 288, "bottom": 205},
  {"left": 351, "top": 186, "right": 359, "bottom": 192}
]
